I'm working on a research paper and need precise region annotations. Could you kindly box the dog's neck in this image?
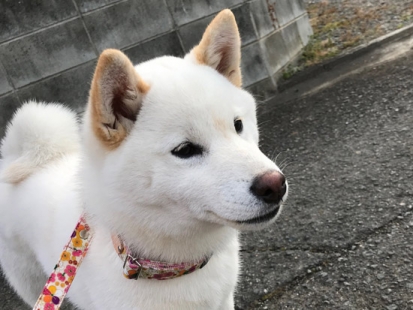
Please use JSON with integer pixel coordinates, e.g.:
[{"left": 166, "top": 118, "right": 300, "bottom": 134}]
[{"left": 86, "top": 210, "right": 238, "bottom": 263}]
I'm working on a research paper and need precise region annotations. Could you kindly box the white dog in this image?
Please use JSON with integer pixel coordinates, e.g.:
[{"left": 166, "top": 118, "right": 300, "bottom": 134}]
[{"left": 0, "top": 9, "right": 288, "bottom": 310}]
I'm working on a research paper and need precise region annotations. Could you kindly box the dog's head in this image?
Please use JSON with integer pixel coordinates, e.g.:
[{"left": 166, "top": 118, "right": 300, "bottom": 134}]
[{"left": 82, "top": 10, "right": 288, "bottom": 234}]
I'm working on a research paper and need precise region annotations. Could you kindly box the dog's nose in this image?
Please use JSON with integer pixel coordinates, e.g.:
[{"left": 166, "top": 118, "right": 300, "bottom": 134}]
[{"left": 250, "top": 171, "right": 286, "bottom": 204}]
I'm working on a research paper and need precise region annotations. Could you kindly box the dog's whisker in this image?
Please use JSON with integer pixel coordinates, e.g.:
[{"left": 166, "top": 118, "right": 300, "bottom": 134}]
[
  {"left": 277, "top": 157, "right": 294, "bottom": 170},
  {"left": 257, "top": 119, "right": 272, "bottom": 127},
  {"left": 274, "top": 151, "right": 287, "bottom": 165},
  {"left": 269, "top": 148, "right": 280, "bottom": 162},
  {"left": 280, "top": 161, "right": 293, "bottom": 171}
]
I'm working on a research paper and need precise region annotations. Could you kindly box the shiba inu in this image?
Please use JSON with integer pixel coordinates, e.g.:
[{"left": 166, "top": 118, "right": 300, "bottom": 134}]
[{"left": 0, "top": 9, "right": 288, "bottom": 310}]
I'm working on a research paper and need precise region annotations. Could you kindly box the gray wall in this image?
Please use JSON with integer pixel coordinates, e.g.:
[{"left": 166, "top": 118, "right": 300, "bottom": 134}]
[{"left": 0, "top": 0, "right": 312, "bottom": 138}]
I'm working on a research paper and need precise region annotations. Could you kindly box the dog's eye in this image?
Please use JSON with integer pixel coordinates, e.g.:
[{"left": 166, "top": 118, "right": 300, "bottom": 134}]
[
  {"left": 234, "top": 119, "right": 243, "bottom": 134},
  {"left": 171, "top": 142, "right": 203, "bottom": 159}
]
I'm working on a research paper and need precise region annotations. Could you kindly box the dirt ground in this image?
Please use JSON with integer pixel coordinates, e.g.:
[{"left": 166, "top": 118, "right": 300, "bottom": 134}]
[{"left": 283, "top": 0, "right": 413, "bottom": 79}]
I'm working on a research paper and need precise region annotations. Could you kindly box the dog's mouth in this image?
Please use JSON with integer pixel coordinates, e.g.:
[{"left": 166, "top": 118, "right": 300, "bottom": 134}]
[{"left": 236, "top": 206, "right": 280, "bottom": 225}]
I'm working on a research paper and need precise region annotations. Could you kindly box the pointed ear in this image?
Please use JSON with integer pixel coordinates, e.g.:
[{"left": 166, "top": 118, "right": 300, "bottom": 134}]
[
  {"left": 190, "top": 9, "right": 242, "bottom": 87},
  {"left": 89, "top": 49, "right": 150, "bottom": 149}
]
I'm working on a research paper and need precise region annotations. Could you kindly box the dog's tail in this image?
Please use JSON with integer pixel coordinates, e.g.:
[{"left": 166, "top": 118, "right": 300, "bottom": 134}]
[{"left": 0, "top": 101, "right": 80, "bottom": 184}]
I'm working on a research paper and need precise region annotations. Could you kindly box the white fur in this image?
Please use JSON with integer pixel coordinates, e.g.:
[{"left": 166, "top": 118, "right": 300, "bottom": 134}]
[
  {"left": 0, "top": 103, "right": 80, "bottom": 183},
  {"left": 0, "top": 56, "right": 288, "bottom": 309}
]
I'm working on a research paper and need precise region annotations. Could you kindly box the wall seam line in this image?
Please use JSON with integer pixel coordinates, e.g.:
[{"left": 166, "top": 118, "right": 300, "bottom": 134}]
[
  {"left": 71, "top": 0, "right": 100, "bottom": 56},
  {"left": 0, "top": 16, "right": 79, "bottom": 45}
]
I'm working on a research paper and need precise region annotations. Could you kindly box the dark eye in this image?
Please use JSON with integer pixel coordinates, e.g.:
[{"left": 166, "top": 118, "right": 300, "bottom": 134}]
[
  {"left": 234, "top": 119, "right": 243, "bottom": 134},
  {"left": 171, "top": 142, "right": 203, "bottom": 159}
]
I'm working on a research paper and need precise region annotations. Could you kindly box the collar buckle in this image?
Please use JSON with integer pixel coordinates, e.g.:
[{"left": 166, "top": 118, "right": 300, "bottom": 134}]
[{"left": 123, "top": 253, "right": 142, "bottom": 280}]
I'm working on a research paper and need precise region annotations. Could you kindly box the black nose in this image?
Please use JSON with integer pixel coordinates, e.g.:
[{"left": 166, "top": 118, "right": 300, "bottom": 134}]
[{"left": 250, "top": 171, "right": 287, "bottom": 204}]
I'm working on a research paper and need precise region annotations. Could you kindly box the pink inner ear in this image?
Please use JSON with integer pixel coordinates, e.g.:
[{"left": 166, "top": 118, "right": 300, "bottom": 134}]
[
  {"left": 89, "top": 49, "right": 151, "bottom": 149},
  {"left": 216, "top": 45, "right": 233, "bottom": 74},
  {"left": 98, "top": 71, "right": 138, "bottom": 126},
  {"left": 209, "top": 29, "right": 238, "bottom": 72},
  {"left": 213, "top": 41, "right": 241, "bottom": 87},
  {"left": 97, "top": 55, "right": 147, "bottom": 126},
  {"left": 190, "top": 9, "right": 242, "bottom": 87},
  {"left": 111, "top": 85, "right": 138, "bottom": 123}
]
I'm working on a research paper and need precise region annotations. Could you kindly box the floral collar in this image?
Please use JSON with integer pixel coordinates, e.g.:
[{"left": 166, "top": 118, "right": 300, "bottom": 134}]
[{"left": 111, "top": 234, "right": 210, "bottom": 280}]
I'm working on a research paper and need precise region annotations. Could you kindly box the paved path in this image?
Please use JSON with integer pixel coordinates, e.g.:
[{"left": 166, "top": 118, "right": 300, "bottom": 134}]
[
  {"left": 2, "top": 49, "right": 413, "bottom": 310},
  {"left": 236, "top": 49, "right": 413, "bottom": 309}
]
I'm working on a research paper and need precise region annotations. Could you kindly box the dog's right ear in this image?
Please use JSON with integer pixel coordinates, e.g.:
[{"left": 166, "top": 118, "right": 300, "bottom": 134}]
[{"left": 89, "top": 49, "right": 150, "bottom": 149}]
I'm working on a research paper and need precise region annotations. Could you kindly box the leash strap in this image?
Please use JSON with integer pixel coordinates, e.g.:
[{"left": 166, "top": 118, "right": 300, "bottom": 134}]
[{"left": 33, "top": 215, "right": 93, "bottom": 310}]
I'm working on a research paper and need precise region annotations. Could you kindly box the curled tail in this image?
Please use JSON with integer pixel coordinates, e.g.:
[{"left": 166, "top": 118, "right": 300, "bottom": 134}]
[{"left": 0, "top": 101, "right": 80, "bottom": 184}]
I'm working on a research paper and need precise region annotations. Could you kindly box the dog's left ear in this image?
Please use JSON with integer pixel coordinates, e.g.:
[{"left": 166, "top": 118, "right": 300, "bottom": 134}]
[
  {"left": 89, "top": 49, "right": 150, "bottom": 149},
  {"left": 190, "top": 9, "right": 242, "bottom": 87}
]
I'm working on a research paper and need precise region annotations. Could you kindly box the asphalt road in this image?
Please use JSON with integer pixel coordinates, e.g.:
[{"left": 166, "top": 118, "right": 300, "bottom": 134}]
[
  {"left": 2, "top": 48, "right": 413, "bottom": 310},
  {"left": 236, "top": 49, "right": 413, "bottom": 309}
]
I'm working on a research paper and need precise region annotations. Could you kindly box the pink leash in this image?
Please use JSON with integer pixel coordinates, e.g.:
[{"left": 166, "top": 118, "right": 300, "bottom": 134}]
[{"left": 33, "top": 215, "right": 93, "bottom": 310}]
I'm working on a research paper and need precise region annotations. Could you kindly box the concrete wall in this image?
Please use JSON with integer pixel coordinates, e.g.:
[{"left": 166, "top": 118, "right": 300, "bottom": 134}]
[{"left": 0, "top": 0, "right": 312, "bottom": 138}]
